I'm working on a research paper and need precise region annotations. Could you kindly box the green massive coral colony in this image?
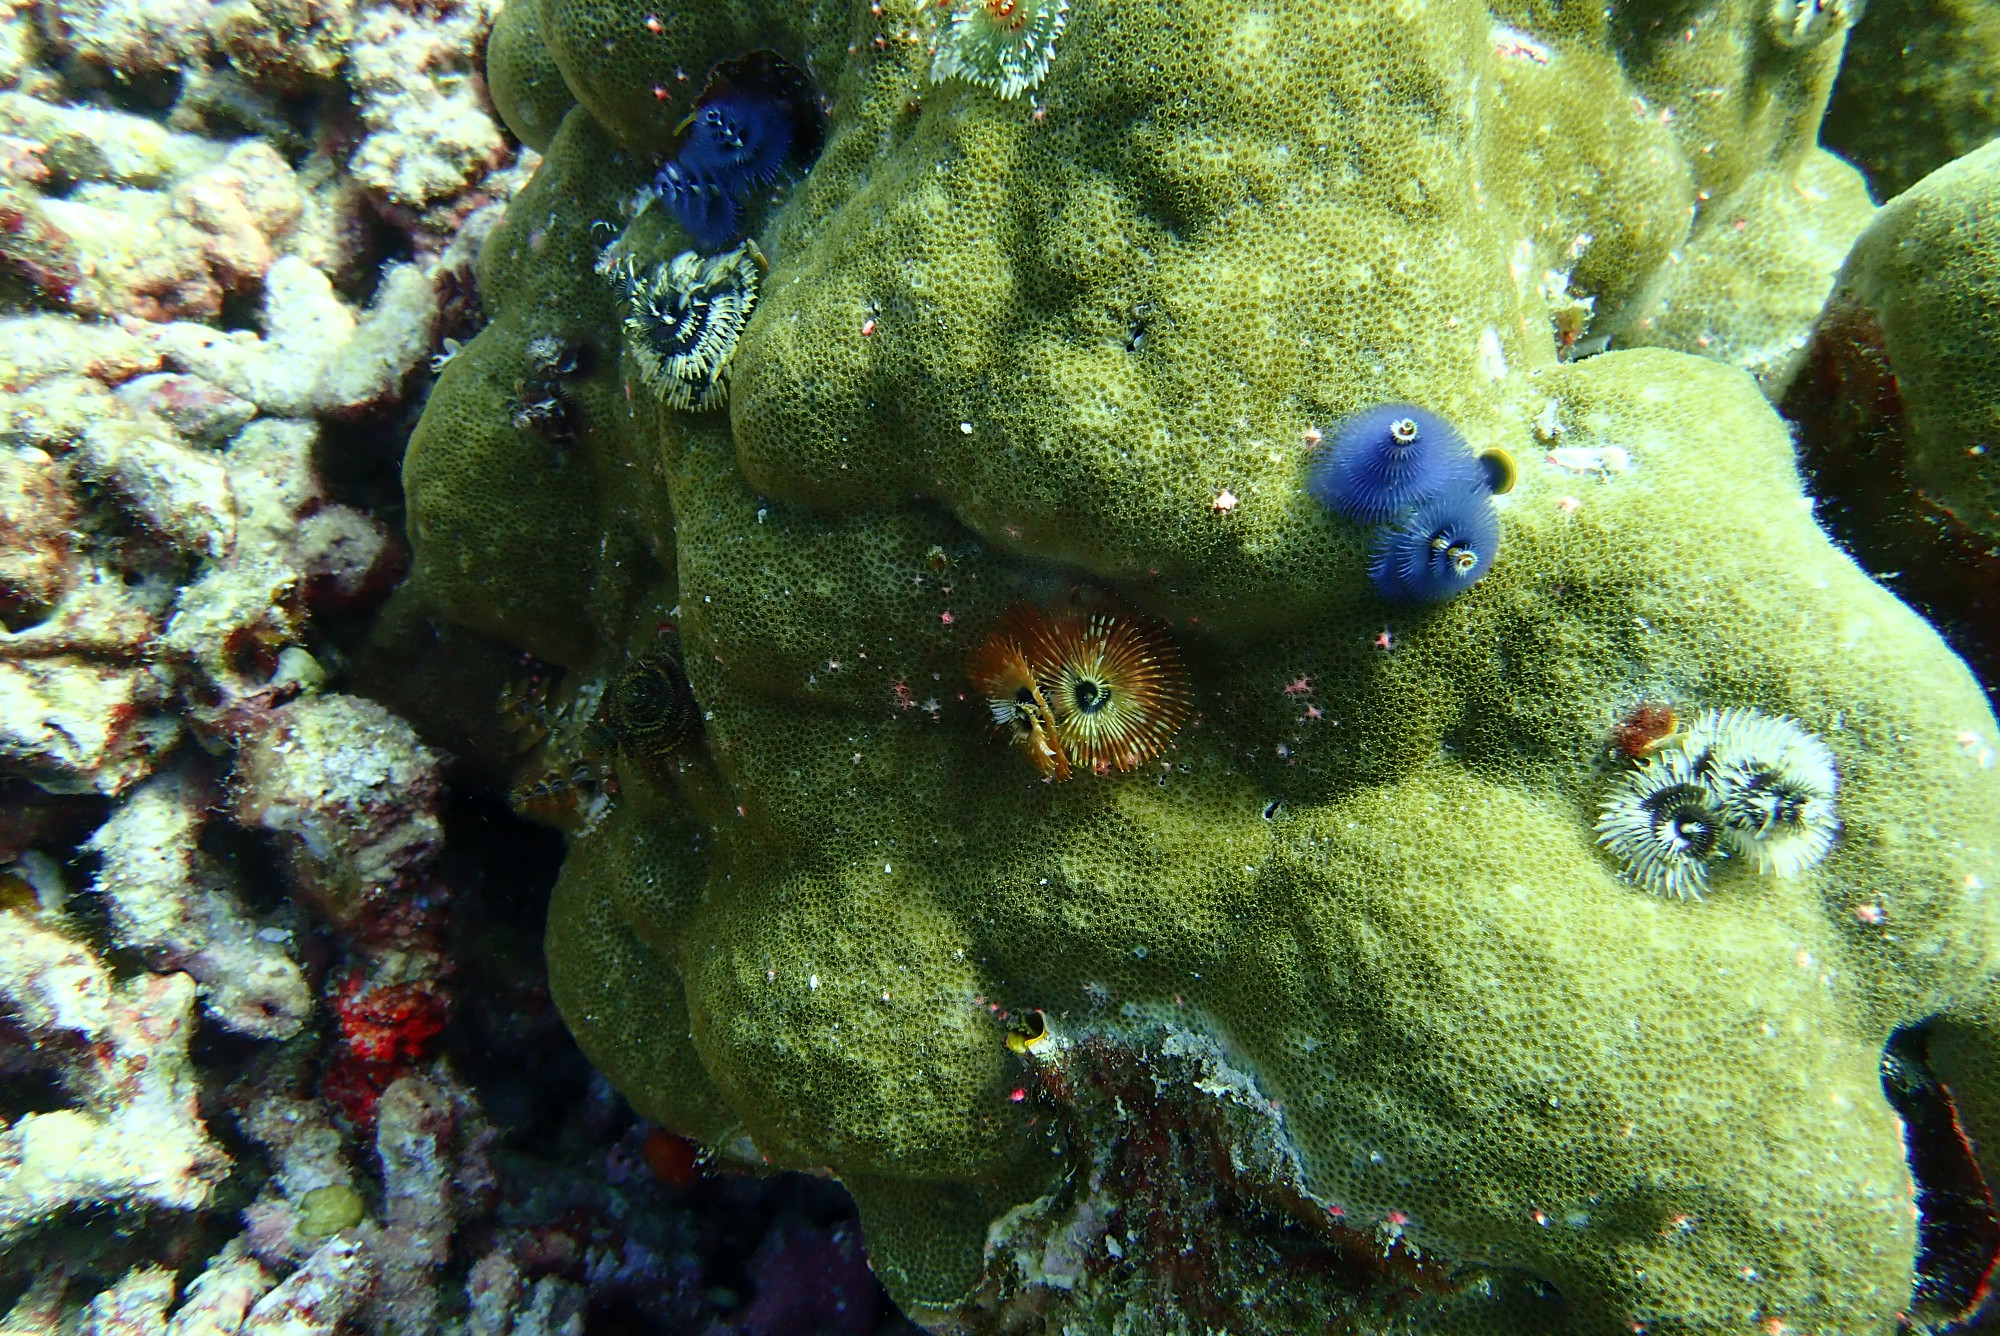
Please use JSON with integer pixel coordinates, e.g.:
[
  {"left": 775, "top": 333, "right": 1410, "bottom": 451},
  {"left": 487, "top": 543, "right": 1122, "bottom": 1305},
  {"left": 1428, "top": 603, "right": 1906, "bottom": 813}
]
[{"left": 387, "top": 0, "right": 2000, "bottom": 1330}]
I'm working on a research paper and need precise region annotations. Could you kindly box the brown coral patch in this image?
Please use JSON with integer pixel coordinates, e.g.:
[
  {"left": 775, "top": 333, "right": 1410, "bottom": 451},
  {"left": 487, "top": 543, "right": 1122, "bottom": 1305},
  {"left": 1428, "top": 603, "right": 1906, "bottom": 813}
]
[{"left": 1610, "top": 702, "right": 1679, "bottom": 759}]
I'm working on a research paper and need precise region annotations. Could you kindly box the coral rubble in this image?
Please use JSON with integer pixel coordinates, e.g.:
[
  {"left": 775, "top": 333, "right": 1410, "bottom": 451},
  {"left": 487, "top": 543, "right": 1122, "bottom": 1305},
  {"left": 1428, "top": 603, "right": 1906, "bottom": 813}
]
[{"left": 0, "top": 0, "right": 715, "bottom": 1328}]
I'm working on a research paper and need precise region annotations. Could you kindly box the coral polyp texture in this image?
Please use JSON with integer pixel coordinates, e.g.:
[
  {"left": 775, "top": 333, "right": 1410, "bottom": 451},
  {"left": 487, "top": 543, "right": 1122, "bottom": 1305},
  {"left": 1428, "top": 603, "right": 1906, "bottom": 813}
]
[{"left": 382, "top": 0, "right": 2000, "bottom": 1331}]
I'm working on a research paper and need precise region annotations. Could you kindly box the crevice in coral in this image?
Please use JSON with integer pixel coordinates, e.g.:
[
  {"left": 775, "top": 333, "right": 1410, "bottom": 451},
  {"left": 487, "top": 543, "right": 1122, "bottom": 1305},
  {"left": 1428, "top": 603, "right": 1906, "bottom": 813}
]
[{"left": 1882, "top": 1023, "right": 2000, "bottom": 1333}]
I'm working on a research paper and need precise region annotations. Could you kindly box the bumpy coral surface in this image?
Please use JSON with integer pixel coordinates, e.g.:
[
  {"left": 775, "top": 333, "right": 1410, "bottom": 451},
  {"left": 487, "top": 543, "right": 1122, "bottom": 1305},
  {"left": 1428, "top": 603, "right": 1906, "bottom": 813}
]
[
  {"left": 1783, "top": 139, "right": 2000, "bottom": 704},
  {"left": 391, "top": 0, "right": 2000, "bottom": 1331}
]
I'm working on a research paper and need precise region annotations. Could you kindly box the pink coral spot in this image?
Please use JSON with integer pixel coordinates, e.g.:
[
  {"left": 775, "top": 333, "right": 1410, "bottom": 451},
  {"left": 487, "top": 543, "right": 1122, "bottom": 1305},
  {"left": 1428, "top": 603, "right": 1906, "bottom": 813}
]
[
  {"left": 860, "top": 317, "right": 877, "bottom": 336},
  {"left": 1853, "top": 903, "right": 1886, "bottom": 925},
  {"left": 1283, "top": 675, "right": 1312, "bottom": 696},
  {"left": 1211, "top": 488, "right": 1240, "bottom": 515},
  {"left": 1373, "top": 629, "right": 1395, "bottom": 651},
  {"left": 644, "top": 12, "right": 663, "bottom": 31},
  {"left": 940, "top": 610, "right": 954, "bottom": 625},
  {"left": 1009, "top": 1088, "right": 1027, "bottom": 1102}
]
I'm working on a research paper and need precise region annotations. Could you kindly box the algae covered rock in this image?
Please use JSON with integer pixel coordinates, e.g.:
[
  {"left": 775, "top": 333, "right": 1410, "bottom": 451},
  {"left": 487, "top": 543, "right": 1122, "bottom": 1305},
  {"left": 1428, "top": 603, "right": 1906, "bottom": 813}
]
[{"left": 392, "top": 0, "right": 2000, "bottom": 1331}]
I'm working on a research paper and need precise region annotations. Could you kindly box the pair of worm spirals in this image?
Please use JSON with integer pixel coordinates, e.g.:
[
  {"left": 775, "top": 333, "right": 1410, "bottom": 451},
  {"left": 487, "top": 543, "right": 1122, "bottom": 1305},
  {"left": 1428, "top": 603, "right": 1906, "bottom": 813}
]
[
  {"left": 968, "top": 603, "right": 1190, "bottom": 780},
  {"left": 1595, "top": 707, "right": 1840, "bottom": 899},
  {"left": 1306, "top": 404, "right": 1512, "bottom": 603}
]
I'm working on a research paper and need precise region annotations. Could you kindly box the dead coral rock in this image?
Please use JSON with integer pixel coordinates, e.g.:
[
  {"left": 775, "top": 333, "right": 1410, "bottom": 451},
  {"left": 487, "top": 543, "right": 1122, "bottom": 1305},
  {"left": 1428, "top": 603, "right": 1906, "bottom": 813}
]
[
  {"left": 164, "top": 1242, "right": 274, "bottom": 1336},
  {"left": 2, "top": 373, "right": 123, "bottom": 454},
  {"left": 153, "top": 257, "right": 436, "bottom": 417},
  {"left": 0, "top": 91, "right": 225, "bottom": 189},
  {"left": 140, "top": 418, "right": 396, "bottom": 736},
  {"left": 307, "top": 263, "right": 438, "bottom": 418},
  {"left": 0, "top": 656, "right": 180, "bottom": 794},
  {"left": 0, "top": 92, "right": 203, "bottom": 187},
  {"left": 371, "top": 1075, "right": 456, "bottom": 1336},
  {"left": 232, "top": 693, "right": 443, "bottom": 924},
  {"left": 226, "top": 418, "right": 401, "bottom": 607},
  {"left": 464, "top": 1252, "right": 586, "bottom": 1336},
  {"left": 1, "top": 139, "right": 302, "bottom": 321},
  {"left": 347, "top": 0, "right": 507, "bottom": 208},
  {"left": 0, "top": 0, "right": 36, "bottom": 91},
  {"left": 0, "top": 907, "right": 230, "bottom": 1247},
  {"left": 115, "top": 373, "right": 258, "bottom": 444},
  {"left": 86, "top": 768, "right": 311, "bottom": 1038},
  {"left": 0, "top": 315, "right": 160, "bottom": 387},
  {"left": 77, "top": 417, "right": 239, "bottom": 559},
  {"left": 225, "top": 417, "right": 324, "bottom": 528},
  {"left": 172, "top": 140, "right": 306, "bottom": 287},
  {"left": 230, "top": 1078, "right": 364, "bottom": 1267},
  {"left": 0, "top": 445, "right": 78, "bottom": 620},
  {"left": 160, "top": 560, "right": 309, "bottom": 739},
  {"left": 212, "top": 0, "right": 354, "bottom": 88},
  {"left": 79, "top": 1266, "right": 176, "bottom": 1336},
  {"left": 295, "top": 507, "right": 398, "bottom": 613},
  {"left": 242, "top": 1236, "right": 377, "bottom": 1336},
  {"left": 41, "top": 0, "right": 223, "bottom": 72},
  {"left": 0, "top": 565, "right": 175, "bottom": 659}
]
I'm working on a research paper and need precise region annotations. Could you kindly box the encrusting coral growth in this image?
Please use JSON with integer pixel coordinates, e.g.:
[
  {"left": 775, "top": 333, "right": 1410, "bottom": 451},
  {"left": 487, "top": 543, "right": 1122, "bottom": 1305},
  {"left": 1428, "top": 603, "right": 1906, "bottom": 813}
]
[
  {"left": 6, "top": 0, "right": 2000, "bottom": 1329},
  {"left": 375, "top": 0, "right": 2000, "bottom": 1331}
]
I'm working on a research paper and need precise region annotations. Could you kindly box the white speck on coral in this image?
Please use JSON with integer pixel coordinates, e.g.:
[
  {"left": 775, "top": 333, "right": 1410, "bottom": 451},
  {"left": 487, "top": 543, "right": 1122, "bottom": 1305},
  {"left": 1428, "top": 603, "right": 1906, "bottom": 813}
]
[{"left": 1547, "top": 445, "right": 1630, "bottom": 478}]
